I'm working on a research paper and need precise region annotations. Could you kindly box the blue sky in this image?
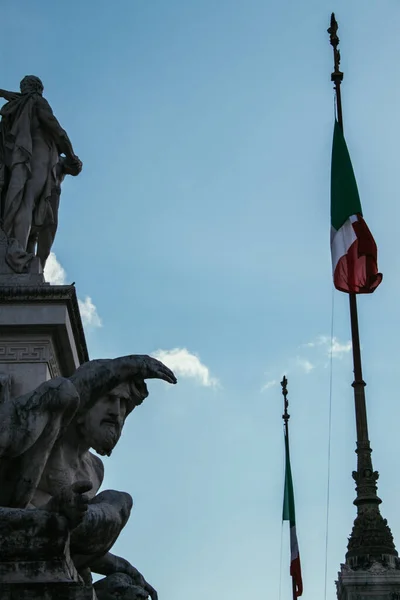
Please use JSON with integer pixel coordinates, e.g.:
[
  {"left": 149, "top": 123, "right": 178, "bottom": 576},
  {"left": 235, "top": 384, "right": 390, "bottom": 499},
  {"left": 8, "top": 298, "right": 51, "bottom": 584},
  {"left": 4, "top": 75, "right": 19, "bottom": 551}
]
[{"left": 3, "top": 1, "right": 400, "bottom": 598}]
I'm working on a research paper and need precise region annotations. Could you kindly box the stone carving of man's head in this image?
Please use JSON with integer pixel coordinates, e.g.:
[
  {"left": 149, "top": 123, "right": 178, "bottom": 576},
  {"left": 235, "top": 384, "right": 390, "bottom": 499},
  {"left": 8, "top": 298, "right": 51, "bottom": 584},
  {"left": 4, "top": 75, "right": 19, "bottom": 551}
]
[
  {"left": 76, "top": 381, "right": 147, "bottom": 457},
  {"left": 20, "top": 75, "right": 44, "bottom": 95}
]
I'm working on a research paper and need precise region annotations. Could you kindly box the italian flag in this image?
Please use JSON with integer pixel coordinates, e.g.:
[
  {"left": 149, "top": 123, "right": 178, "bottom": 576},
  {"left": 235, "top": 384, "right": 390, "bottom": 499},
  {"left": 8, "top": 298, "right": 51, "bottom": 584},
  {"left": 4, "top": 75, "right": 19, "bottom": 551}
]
[
  {"left": 331, "top": 120, "right": 382, "bottom": 294},
  {"left": 283, "top": 429, "right": 303, "bottom": 597}
]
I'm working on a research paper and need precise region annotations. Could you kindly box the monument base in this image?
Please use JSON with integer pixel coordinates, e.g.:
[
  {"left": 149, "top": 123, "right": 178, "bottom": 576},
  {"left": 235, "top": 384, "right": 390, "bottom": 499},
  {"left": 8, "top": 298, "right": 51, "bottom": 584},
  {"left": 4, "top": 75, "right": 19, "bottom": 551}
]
[
  {"left": 0, "top": 508, "right": 95, "bottom": 599},
  {"left": 0, "top": 285, "right": 88, "bottom": 396},
  {"left": 337, "top": 561, "right": 400, "bottom": 599},
  {"left": 0, "top": 583, "right": 95, "bottom": 599}
]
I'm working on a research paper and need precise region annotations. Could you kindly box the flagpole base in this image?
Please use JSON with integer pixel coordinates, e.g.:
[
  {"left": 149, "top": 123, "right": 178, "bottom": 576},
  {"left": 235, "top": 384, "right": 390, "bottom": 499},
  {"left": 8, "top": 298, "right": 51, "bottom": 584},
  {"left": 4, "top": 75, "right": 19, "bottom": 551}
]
[{"left": 345, "top": 505, "right": 398, "bottom": 564}]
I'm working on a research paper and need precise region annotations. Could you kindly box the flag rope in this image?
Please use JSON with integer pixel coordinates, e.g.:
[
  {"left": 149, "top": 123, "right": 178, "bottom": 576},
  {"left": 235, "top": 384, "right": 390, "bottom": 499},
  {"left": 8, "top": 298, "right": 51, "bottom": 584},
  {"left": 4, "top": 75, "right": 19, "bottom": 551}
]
[{"left": 324, "top": 285, "right": 335, "bottom": 600}]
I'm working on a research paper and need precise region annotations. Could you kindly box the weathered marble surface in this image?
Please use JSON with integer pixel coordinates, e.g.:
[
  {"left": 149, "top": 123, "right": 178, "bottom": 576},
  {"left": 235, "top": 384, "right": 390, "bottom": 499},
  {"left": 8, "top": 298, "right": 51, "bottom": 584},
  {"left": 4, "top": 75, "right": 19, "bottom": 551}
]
[
  {"left": 0, "top": 75, "right": 82, "bottom": 272},
  {"left": 1, "top": 583, "right": 95, "bottom": 599},
  {"left": 0, "top": 226, "right": 45, "bottom": 284},
  {"left": 336, "top": 561, "right": 400, "bottom": 599},
  {"left": 0, "top": 354, "right": 177, "bottom": 599},
  {"left": 0, "top": 284, "right": 88, "bottom": 398}
]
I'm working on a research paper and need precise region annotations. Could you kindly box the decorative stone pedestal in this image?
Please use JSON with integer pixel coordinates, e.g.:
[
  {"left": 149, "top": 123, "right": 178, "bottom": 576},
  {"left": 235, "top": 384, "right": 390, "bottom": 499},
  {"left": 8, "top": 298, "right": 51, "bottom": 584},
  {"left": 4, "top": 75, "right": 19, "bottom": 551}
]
[
  {"left": 337, "top": 561, "right": 400, "bottom": 599},
  {"left": 0, "top": 508, "right": 94, "bottom": 599},
  {"left": 0, "top": 285, "right": 88, "bottom": 396},
  {"left": 0, "top": 273, "right": 90, "bottom": 598},
  {"left": 1, "top": 584, "right": 95, "bottom": 599}
]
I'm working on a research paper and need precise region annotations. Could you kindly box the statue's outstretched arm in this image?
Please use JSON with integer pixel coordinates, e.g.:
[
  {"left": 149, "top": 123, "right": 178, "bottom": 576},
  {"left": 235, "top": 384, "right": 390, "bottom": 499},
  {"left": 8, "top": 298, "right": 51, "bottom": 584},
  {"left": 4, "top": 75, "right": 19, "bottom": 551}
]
[
  {"left": 69, "top": 355, "right": 176, "bottom": 411},
  {"left": 0, "top": 89, "right": 20, "bottom": 102}
]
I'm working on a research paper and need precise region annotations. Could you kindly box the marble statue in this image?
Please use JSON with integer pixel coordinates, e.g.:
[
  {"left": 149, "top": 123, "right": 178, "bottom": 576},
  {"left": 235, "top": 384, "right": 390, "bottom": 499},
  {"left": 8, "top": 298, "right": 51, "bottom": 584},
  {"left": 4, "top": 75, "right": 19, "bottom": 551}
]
[
  {"left": 0, "top": 354, "right": 177, "bottom": 599},
  {"left": 0, "top": 75, "right": 82, "bottom": 272}
]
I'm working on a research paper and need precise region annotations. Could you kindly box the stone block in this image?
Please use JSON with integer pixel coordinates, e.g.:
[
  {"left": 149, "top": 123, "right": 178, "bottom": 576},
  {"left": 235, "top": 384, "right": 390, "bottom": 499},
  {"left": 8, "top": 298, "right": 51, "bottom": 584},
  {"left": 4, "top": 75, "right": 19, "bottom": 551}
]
[
  {"left": 0, "top": 583, "right": 95, "bottom": 599},
  {"left": 0, "top": 285, "right": 88, "bottom": 394},
  {"left": 0, "top": 508, "right": 78, "bottom": 584},
  {"left": 337, "top": 562, "right": 400, "bottom": 599},
  {"left": 0, "top": 508, "right": 95, "bottom": 598}
]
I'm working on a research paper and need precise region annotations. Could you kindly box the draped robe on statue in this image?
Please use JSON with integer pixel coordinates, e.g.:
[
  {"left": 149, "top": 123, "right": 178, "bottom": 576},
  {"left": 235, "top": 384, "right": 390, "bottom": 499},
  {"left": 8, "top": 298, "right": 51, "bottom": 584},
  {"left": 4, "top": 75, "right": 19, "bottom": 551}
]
[{"left": 0, "top": 93, "right": 60, "bottom": 270}]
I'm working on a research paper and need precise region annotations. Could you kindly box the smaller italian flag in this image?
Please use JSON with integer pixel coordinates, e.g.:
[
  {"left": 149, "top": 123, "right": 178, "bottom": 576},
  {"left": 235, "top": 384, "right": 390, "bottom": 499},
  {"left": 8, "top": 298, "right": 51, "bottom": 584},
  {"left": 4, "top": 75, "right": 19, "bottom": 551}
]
[
  {"left": 331, "top": 120, "right": 382, "bottom": 294},
  {"left": 283, "top": 428, "right": 303, "bottom": 597}
]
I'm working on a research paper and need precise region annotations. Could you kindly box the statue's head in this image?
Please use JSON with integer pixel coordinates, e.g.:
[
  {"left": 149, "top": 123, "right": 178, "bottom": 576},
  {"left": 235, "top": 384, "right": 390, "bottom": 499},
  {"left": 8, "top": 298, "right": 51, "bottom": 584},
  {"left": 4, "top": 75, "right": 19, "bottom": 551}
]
[
  {"left": 76, "top": 380, "right": 148, "bottom": 456},
  {"left": 20, "top": 75, "right": 44, "bottom": 95}
]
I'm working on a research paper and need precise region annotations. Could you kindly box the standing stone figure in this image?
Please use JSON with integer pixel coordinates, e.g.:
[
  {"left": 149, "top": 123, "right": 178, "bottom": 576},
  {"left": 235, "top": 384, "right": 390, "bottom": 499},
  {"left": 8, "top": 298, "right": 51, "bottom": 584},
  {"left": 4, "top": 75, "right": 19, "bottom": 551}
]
[
  {"left": 0, "top": 75, "right": 81, "bottom": 272},
  {"left": 0, "top": 354, "right": 177, "bottom": 600}
]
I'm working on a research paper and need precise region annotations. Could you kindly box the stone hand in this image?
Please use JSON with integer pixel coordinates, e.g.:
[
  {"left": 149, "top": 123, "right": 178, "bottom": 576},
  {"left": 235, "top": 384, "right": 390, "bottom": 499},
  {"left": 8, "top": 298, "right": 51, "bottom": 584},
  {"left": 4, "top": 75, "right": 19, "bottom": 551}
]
[
  {"left": 69, "top": 155, "right": 83, "bottom": 175},
  {"left": 129, "top": 569, "right": 157, "bottom": 600},
  {"left": 122, "top": 355, "right": 177, "bottom": 406},
  {"left": 50, "top": 480, "right": 92, "bottom": 529},
  {"left": 141, "top": 578, "right": 158, "bottom": 600},
  {"left": 134, "top": 355, "right": 177, "bottom": 385},
  {"left": 62, "top": 155, "right": 82, "bottom": 177},
  {"left": 116, "top": 560, "right": 158, "bottom": 600}
]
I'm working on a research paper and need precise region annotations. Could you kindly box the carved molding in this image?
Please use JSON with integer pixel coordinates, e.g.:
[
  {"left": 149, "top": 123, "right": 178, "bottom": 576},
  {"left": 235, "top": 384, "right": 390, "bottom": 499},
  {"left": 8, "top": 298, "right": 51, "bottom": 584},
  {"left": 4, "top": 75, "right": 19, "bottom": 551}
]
[
  {"left": 0, "top": 340, "right": 60, "bottom": 377},
  {"left": 0, "top": 285, "right": 88, "bottom": 364}
]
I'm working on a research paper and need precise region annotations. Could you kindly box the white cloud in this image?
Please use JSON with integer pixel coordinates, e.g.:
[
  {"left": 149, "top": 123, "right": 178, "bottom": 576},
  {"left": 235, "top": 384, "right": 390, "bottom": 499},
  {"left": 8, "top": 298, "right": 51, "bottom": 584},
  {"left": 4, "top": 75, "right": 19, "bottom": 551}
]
[
  {"left": 261, "top": 334, "right": 351, "bottom": 391},
  {"left": 330, "top": 337, "right": 352, "bottom": 358},
  {"left": 78, "top": 296, "right": 102, "bottom": 328},
  {"left": 261, "top": 379, "right": 278, "bottom": 392},
  {"left": 303, "top": 341, "right": 316, "bottom": 348},
  {"left": 44, "top": 252, "right": 102, "bottom": 328},
  {"left": 153, "top": 348, "right": 218, "bottom": 387},
  {"left": 296, "top": 357, "right": 315, "bottom": 374},
  {"left": 302, "top": 335, "right": 352, "bottom": 359},
  {"left": 44, "top": 252, "right": 66, "bottom": 285},
  {"left": 302, "top": 335, "right": 328, "bottom": 349}
]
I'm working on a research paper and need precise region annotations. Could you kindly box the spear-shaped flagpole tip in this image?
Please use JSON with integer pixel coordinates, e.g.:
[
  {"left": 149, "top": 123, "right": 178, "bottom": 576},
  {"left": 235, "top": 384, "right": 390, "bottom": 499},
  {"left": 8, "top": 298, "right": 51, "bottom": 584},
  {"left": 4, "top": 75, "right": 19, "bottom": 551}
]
[
  {"left": 281, "top": 376, "right": 290, "bottom": 423},
  {"left": 328, "top": 12, "right": 343, "bottom": 83},
  {"left": 328, "top": 13, "right": 339, "bottom": 48}
]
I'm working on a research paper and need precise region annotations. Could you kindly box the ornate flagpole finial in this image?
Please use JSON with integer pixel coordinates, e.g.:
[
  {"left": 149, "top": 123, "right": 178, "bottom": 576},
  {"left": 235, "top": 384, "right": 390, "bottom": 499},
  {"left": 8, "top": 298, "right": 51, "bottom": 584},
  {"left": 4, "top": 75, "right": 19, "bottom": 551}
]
[
  {"left": 328, "top": 12, "right": 343, "bottom": 83},
  {"left": 281, "top": 376, "right": 290, "bottom": 424}
]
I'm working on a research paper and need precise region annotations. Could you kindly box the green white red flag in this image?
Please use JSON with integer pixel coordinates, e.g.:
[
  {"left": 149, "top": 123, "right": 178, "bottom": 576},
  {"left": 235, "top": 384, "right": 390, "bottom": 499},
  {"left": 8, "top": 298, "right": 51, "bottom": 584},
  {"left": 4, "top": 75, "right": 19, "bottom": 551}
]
[
  {"left": 330, "top": 120, "right": 382, "bottom": 293},
  {"left": 283, "top": 428, "right": 303, "bottom": 597}
]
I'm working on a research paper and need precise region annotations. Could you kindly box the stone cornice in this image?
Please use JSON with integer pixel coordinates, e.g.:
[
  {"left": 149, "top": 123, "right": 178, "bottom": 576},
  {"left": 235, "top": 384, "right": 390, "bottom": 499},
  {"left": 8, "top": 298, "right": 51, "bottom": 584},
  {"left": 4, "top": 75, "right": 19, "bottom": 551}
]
[{"left": 0, "top": 285, "right": 89, "bottom": 364}]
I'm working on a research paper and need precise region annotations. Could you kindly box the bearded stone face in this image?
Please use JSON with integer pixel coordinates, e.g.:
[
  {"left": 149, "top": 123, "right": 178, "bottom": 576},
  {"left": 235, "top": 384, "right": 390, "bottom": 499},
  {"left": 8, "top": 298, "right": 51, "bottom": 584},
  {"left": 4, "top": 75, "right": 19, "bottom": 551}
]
[{"left": 77, "top": 385, "right": 130, "bottom": 456}]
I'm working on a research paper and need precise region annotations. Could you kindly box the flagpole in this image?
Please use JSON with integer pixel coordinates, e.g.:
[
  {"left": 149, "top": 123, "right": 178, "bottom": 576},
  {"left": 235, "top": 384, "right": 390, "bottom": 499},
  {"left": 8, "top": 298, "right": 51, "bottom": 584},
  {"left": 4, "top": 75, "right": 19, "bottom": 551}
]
[
  {"left": 328, "top": 12, "right": 372, "bottom": 499},
  {"left": 281, "top": 376, "right": 297, "bottom": 600},
  {"left": 327, "top": 14, "right": 397, "bottom": 566}
]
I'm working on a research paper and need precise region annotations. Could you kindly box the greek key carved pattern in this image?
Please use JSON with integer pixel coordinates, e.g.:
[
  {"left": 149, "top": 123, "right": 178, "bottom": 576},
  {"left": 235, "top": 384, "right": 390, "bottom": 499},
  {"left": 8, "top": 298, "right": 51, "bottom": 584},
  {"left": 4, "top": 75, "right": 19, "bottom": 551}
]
[
  {"left": 0, "top": 345, "right": 46, "bottom": 361},
  {"left": 0, "top": 341, "right": 60, "bottom": 377}
]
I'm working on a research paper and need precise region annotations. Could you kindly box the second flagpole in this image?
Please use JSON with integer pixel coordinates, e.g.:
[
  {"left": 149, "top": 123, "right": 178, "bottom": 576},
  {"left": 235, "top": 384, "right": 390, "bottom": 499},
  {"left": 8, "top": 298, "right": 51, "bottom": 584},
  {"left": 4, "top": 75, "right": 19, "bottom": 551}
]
[{"left": 282, "top": 377, "right": 297, "bottom": 600}]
